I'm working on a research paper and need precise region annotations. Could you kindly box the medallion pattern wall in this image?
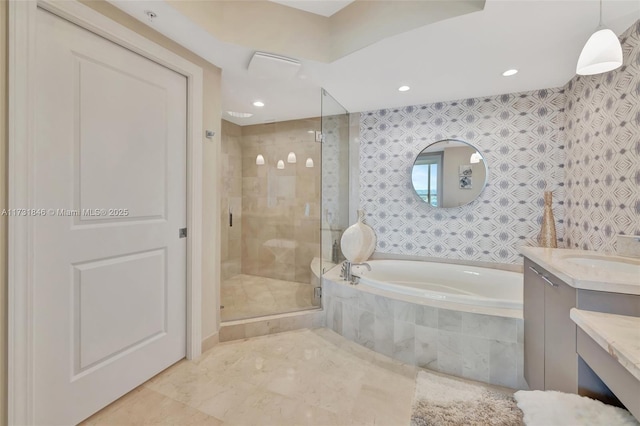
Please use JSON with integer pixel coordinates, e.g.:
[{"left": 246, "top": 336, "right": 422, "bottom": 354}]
[
  {"left": 359, "top": 89, "right": 566, "bottom": 264},
  {"left": 563, "top": 20, "right": 640, "bottom": 252}
]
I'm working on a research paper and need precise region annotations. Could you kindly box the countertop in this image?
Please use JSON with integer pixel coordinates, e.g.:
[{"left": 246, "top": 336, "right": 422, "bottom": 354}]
[
  {"left": 520, "top": 247, "right": 640, "bottom": 295},
  {"left": 570, "top": 308, "right": 640, "bottom": 381}
]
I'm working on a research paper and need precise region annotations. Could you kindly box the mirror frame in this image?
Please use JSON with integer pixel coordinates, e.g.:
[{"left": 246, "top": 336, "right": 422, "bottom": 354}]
[{"left": 410, "top": 139, "right": 488, "bottom": 209}]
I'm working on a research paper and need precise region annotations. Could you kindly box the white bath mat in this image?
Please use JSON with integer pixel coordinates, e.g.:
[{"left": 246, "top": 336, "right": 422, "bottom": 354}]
[{"left": 514, "top": 390, "right": 639, "bottom": 426}]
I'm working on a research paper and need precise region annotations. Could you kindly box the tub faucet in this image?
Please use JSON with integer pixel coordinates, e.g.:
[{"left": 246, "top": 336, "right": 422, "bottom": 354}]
[{"left": 341, "top": 261, "right": 371, "bottom": 285}]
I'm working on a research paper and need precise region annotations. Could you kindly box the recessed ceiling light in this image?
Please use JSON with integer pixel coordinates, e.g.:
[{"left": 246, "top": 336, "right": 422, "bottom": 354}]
[
  {"left": 253, "top": 100, "right": 265, "bottom": 107},
  {"left": 502, "top": 69, "right": 518, "bottom": 77},
  {"left": 227, "top": 111, "right": 253, "bottom": 118},
  {"left": 398, "top": 85, "right": 410, "bottom": 92}
]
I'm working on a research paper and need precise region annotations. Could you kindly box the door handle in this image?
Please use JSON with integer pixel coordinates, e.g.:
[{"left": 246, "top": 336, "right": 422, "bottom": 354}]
[{"left": 528, "top": 266, "right": 557, "bottom": 287}]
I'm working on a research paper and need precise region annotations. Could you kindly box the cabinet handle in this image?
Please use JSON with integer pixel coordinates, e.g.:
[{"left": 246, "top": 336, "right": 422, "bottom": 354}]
[{"left": 528, "top": 266, "right": 558, "bottom": 287}]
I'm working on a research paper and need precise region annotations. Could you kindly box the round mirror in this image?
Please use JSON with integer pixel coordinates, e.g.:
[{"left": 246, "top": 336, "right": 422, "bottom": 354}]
[{"left": 411, "top": 139, "right": 487, "bottom": 208}]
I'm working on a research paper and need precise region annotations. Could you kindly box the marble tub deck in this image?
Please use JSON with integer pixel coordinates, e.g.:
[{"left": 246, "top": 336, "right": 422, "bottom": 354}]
[{"left": 82, "top": 328, "right": 514, "bottom": 425}]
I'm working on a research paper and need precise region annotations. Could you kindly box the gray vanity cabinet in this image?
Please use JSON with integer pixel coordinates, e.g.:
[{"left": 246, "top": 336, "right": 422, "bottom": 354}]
[
  {"left": 523, "top": 259, "right": 545, "bottom": 390},
  {"left": 523, "top": 258, "right": 577, "bottom": 392}
]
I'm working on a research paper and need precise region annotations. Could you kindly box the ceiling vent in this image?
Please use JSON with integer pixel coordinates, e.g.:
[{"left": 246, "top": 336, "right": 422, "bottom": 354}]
[{"left": 248, "top": 52, "right": 301, "bottom": 79}]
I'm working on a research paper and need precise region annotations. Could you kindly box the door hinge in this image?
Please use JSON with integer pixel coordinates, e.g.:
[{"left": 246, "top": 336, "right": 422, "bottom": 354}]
[
  {"left": 179, "top": 228, "right": 187, "bottom": 238},
  {"left": 314, "top": 287, "right": 322, "bottom": 299}
]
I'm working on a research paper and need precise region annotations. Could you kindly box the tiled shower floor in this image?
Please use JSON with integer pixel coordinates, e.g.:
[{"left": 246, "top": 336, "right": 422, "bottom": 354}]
[{"left": 221, "top": 274, "right": 316, "bottom": 322}]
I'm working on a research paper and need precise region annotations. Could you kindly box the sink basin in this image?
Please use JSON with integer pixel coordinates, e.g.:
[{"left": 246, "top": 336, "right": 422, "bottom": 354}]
[{"left": 561, "top": 255, "right": 640, "bottom": 276}]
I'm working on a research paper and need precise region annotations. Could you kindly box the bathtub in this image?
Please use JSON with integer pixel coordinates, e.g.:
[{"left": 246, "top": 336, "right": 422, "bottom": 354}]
[
  {"left": 353, "top": 259, "right": 522, "bottom": 311},
  {"left": 322, "top": 259, "right": 526, "bottom": 389}
]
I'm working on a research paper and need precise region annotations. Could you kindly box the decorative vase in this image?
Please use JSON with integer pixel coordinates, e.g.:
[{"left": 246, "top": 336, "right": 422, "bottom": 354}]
[
  {"left": 340, "top": 210, "right": 377, "bottom": 263},
  {"left": 538, "top": 191, "right": 558, "bottom": 248}
]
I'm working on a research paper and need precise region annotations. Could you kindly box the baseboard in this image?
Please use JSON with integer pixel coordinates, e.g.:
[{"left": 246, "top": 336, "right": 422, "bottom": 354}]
[{"left": 201, "top": 332, "right": 219, "bottom": 353}]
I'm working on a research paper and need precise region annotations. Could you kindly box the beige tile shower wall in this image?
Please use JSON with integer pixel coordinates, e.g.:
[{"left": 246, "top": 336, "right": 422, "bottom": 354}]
[
  {"left": 240, "top": 118, "right": 321, "bottom": 284},
  {"left": 221, "top": 120, "right": 243, "bottom": 280}
]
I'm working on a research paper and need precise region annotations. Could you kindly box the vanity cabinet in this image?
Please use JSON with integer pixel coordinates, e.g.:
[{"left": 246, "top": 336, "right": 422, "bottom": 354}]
[
  {"left": 523, "top": 259, "right": 577, "bottom": 392},
  {"left": 524, "top": 254, "right": 640, "bottom": 396}
]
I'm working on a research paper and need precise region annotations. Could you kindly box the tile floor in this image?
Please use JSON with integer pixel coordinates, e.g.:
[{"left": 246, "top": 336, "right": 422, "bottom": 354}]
[
  {"left": 83, "top": 328, "right": 419, "bottom": 425},
  {"left": 221, "top": 274, "right": 317, "bottom": 321}
]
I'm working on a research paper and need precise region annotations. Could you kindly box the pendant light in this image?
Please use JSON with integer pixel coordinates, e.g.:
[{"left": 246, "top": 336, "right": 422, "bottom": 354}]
[
  {"left": 287, "top": 152, "right": 297, "bottom": 163},
  {"left": 470, "top": 152, "right": 482, "bottom": 164},
  {"left": 576, "top": 0, "right": 623, "bottom": 76},
  {"left": 256, "top": 154, "right": 265, "bottom": 165},
  {"left": 277, "top": 160, "right": 285, "bottom": 169}
]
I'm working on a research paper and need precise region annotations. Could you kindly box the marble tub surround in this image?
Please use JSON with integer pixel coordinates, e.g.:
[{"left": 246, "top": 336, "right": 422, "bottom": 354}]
[
  {"left": 570, "top": 309, "right": 640, "bottom": 381},
  {"left": 323, "top": 272, "right": 526, "bottom": 389},
  {"left": 520, "top": 246, "right": 640, "bottom": 294},
  {"left": 84, "top": 329, "right": 420, "bottom": 425}
]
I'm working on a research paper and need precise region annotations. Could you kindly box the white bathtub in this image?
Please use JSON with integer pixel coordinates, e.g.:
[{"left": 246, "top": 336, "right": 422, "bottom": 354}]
[{"left": 354, "top": 259, "right": 523, "bottom": 310}]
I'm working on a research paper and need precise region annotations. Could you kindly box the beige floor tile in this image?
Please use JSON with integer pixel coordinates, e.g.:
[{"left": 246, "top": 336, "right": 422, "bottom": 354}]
[
  {"left": 88, "top": 328, "right": 518, "bottom": 426},
  {"left": 81, "top": 387, "right": 222, "bottom": 426},
  {"left": 222, "top": 389, "right": 340, "bottom": 426}
]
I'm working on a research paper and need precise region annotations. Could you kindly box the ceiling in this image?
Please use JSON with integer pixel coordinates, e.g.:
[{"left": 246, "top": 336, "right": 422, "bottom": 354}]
[
  {"left": 110, "top": 1, "right": 640, "bottom": 126},
  {"left": 268, "top": 0, "right": 355, "bottom": 17}
]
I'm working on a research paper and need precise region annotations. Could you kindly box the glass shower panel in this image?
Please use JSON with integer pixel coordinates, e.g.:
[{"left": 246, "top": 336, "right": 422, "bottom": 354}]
[{"left": 321, "top": 89, "right": 350, "bottom": 276}]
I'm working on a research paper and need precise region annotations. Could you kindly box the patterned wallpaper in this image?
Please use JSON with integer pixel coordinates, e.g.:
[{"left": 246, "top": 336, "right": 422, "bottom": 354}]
[
  {"left": 359, "top": 88, "right": 566, "bottom": 264},
  {"left": 563, "top": 20, "right": 640, "bottom": 252}
]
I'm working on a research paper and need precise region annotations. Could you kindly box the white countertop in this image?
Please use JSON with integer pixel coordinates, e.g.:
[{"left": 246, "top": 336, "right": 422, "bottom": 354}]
[
  {"left": 520, "top": 247, "right": 640, "bottom": 295},
  {"left": 570, "top": 309, "right": 640, "bottom": 381}
]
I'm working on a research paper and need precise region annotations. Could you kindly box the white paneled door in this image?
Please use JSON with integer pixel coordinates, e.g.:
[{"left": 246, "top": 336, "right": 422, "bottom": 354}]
[{"left": 33, "top": 8, "right": 187, "bottom": 425}]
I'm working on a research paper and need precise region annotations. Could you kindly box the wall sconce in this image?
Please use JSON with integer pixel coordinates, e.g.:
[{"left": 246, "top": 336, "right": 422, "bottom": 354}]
[
  {"left": 256, "top": 154, "right": 265, "bottom": 165},
  {"left": 277, "top": 160, "right": 285, "bottom": 169},
  {"left": 287, "top": 152, "right": 297, "bottom": 163},
  {"left": 305, "top": 158, "right": 314, "bottom": 168}
]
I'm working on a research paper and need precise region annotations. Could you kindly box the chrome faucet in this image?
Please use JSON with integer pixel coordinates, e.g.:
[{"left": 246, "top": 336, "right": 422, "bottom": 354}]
[{"left": 340, "top": 261, "right": 371, "bottom": 285}]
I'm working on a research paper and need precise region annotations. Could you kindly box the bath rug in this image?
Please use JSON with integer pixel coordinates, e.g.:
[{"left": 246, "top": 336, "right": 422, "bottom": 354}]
[
  {"left": 514, "top": 390, "right": 639, "bottom": 426},
  {"left": 410, "top": 370, "right": 524, "bottom": 426}
]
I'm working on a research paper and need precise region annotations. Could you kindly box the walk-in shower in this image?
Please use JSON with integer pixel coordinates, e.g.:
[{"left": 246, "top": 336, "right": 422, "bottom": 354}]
[{"left": 219, "top": 89, "right": 350, "bottom": 322}]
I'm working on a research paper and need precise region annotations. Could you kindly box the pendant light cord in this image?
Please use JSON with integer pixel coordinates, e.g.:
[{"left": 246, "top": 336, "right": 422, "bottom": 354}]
[{"left": 599, "top": 0, "right": 603, "bottom": 27}]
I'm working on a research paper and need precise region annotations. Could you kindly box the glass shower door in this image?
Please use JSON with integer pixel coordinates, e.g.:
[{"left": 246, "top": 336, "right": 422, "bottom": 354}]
[{"left": 320, "top": 89, "right": 350, "bottom": 282}]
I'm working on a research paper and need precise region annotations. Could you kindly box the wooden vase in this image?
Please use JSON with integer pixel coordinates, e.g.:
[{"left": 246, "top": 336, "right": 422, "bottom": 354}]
[{"left": 538, "top": 191, "right": 558, "bottom": 248}]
